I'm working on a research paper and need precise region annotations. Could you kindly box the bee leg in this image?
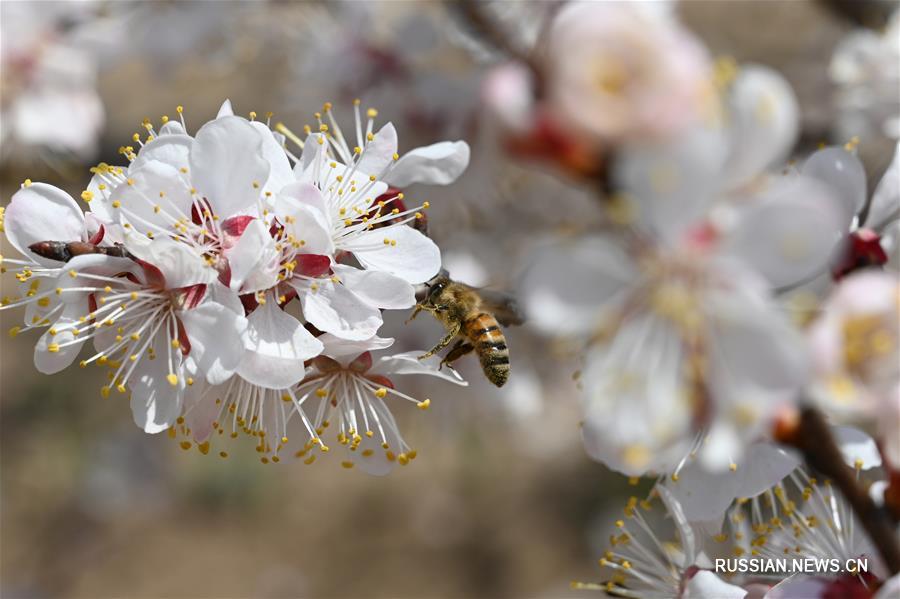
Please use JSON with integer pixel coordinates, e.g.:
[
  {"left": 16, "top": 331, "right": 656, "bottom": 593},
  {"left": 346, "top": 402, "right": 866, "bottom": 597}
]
[
  {"left": 418, "top": 323, "right": 461, "bottom": 360},
  {"left": 406, "top": 305, "right": 425, "bottom": 324},
  {"left": 440, "top": 341, "right": 474, "bottom": 371}
]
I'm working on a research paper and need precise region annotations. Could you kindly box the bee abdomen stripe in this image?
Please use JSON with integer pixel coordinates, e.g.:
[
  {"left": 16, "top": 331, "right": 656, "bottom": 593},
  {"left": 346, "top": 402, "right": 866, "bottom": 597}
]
[
  {"left": 472, "top": 325, "right": 500, "bottom": 337},
  {"left": 482, "top": 354, "right": 510, "bottom": 366},
  {"left": 478, "top": 341, "right": 508, "bottom": 351}
]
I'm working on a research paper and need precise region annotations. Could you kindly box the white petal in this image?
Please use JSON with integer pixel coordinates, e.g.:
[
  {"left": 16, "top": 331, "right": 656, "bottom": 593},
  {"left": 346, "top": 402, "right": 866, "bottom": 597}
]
[
  {"left": 341, "top": 225, "right": 441, "bottom": 284},
  {"left": 373, "top": 351, "right": 468, "bottom": 385},
  {"left": 124, "top": 237, "right": 217, "bottom": 289},
  {"left": 318, "top": 333, "right": 395, "bottom": 362},
  {"left": 216, "top": 99, "right": 234, "bottom": 118},
  {"left": 519, "top": 237, "right": 635, "bottom": 335},
  {"left": 834, "top": 426, "right": 882, "bottom": 470},
  {"left": 656, "top": 485, "right": 697, "bottom": 566},
  {"left": 273, "top": 183, "right": 334, "bottom": 255},
  {"left": 801, "top": 146, "right": 867, "bottom": 225},
  {"left": 704, "top": 282, "right": 808, "bottom": 455},
  {"left": 130, "top": 134, "right": 193, "bottom": 175},
  {"left": 34, "top": 304, "right": 86, "bottom": 374},
  {"left": 249, "top": 121, "right": 294, "bottom": 195},
  {"left": 384, "top": 140, "right": 470, "bottom": 187},
  {"left": 581, "top": 315, "right": 693, "bottom": 476},
  {"left": 179, "top": 285, "right": 248, "bottom": 385},
  {"left": 723, "top": 176, "right": 845, "bottom": 288},
  {"left": 764, "top": 577, "right": 826, "bottom": 599},
  {"left": 5, "top": 183, "right": 85, "bottom": 266},
  {"left": 867, "top": 142, "right": 900, "bottom": 230},
  {"left": 332, "top": 264, "right": 415, "bottom": 309},
  {"left": 225, "top": 219, "right": 280, "bottom": 293},
  {"left": 237, "top": 300, "right": 323, "bottom": 388},
  {"left": 189, "top": 116, "right": 268, "bottom": 218},
  {"left": 297, "top": 278, "right": 383, "bottom": 341},
  {"left": 725, "top": 65, "right": 799, "bottom": 186},
  {"left": 615, "top": 125, "right": 728, "bottom": 240},
  {"left": 733, "top": 443, "right": 801, "bottom": 498},
  {"left": 114, "top": 160, "right": 193, "bottom": 232},
  {"left": 875, "top": 574, "right": 900, "bottom": 599},
  {"left": 356, "top": 122, "right": 398, "bottom": 176},
  {"left": 684, "top": 571, "right": 747, "bottom": 599},
  {"left": 129, "top": 340, "right": 185, "bottom": 434}
]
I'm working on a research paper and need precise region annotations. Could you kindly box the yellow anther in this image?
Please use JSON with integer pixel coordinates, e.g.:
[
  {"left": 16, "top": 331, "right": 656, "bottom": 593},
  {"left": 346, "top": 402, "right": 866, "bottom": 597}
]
[
  {"left": 417, "top": 399, "right": 431, "bottom": 410},
  {"left": 166, "top": 373, "right": 178, "bottom": 386},
  {"left": 374, "top": 388, "right": 388, "bottom": 398},
  {"left": 341, "top": 461, "right": 355, "bottom": 469},
  {"left": 47, "top": 343, "right": 60, "bottom": 353}
]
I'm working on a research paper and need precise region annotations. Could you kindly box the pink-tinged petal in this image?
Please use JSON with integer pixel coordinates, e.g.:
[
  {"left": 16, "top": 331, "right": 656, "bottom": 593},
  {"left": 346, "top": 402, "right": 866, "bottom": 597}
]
[
  {"left": 124, "top": 238, "right": 217, "bottom": 289},
  {"left": 220, "top": 214, "right": 256, "bottom": 238},
  {"left": 297, "top": 278, "right": 383, "bottom": 341},
  {"left": 5, "top": 183, "right": 85, "bottom": 266},
  {"left": 249, "top": 121, "right": 294, "bottom": 195},
  {"left": 519, "top": 236, "right": 636, "bottom": 335},
  {"left": 112, "top": 160, "right": 194, "bottom": 232},
  {"left": 130, "top": 134, "right": 192, "bottom": 176},
  {"left": 349, "top": 351, "right": 373, "bottom": 373},
  {"left": 189, "top": 116, "right": 268, "bottom": 218},
  {"left": 723, "top": 176, "right": 845, "bottom": 289},
  {"left": 340, "top": 225, "right": 440, "bottom": 284},
  {"left": 295, "top": 254, "right": 332, "bottom": 277},
  {"left": 129, "top": 336, "right": 185, "bottom": 434},
  {"left": 180, "top": 284, "right": 207, "bottom": 310},
  {"left": 184, "top": 380, "right": 219, "bottom": 443},
  {"left": 684, "top": 571, "right": 747, "bottom": 599},
  {"left": 356, "top": 122, "right": 398, "bottom": 176},
  {"left": 802, "top": 146, "right": 867, "bottom": 225},
  {"left": 237, "top": 300, "right": 323, "bottom": 388},
  {"left": 180, "top": 284, "right": 248, "bottom": 385},
  {"left": 383, "top": 140, "right": 470, "bottom": 187},
  {"left": 225, "top": 219, "right": 280, "bottom": 294},
  {"left": 333, "top": 264, "right": 415, "bottom": 309}
]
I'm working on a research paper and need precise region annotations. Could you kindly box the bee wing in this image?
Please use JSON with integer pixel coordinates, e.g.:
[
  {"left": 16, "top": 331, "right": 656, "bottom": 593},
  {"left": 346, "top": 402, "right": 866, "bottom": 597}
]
[{"left": 476, "top": 287, "right": 525, "bottom": 327}]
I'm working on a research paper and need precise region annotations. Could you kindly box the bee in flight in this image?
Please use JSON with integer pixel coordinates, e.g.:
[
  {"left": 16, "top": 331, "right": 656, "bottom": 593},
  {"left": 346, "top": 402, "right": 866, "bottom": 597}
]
[{"left": 409, "top": 275, "right": 522, "bottom": 387}]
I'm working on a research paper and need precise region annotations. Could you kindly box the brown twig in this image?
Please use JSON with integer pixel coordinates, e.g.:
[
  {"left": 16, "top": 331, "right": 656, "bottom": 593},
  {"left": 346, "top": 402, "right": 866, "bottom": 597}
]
[{"left": 785, "top": 406, "right": 900, "bottom": 575}]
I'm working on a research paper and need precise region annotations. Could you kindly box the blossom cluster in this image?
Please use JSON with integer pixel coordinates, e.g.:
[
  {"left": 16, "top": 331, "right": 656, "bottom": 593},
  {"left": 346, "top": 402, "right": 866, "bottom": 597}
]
[
  {"left": 1, "top": 100, "right": 470, "bottom": 474},
  {"left": 479, "top": 2, "right": 899, "bottom": 596}
]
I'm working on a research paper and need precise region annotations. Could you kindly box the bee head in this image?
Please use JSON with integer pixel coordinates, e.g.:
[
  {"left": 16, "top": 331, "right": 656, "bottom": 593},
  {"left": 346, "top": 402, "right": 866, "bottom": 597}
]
[{"left": 424, "top": 277, "right": 450, "bottom": 306}]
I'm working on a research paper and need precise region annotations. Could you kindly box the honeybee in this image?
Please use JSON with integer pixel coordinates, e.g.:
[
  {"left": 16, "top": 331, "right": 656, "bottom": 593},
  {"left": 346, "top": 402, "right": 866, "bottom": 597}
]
[{"left": 409, "top": 275, "right": 522, "bottom": 387}]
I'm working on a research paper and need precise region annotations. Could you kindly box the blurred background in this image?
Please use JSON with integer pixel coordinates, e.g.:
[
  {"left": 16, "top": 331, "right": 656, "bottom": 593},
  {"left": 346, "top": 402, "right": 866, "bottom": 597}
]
[{"left": 1, "top": 1, "right": 897, "bottom": 597}]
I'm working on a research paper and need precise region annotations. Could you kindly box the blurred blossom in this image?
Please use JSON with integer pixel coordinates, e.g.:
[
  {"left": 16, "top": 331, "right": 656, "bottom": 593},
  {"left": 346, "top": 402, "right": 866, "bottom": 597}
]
[
  {"left": 719, "top": 464, "right": 888, "bottom": 592},
  {"left": 0, "top": 0, "right": 104, "bottom": 164},
  {"left": 544, "top": 1, "right": 713, "bottom": 145},
  {"left": 830, "top": 11, "right": 900, "bottom": 141},
  {"left": 808, "top": 270, "right": 900, "bottom": 465},
  {"left": 520, "top": 162, "right": 848, "bottom": 476},
  {"left": 574, "top": 485, "right": 746, "bottom": 597}
]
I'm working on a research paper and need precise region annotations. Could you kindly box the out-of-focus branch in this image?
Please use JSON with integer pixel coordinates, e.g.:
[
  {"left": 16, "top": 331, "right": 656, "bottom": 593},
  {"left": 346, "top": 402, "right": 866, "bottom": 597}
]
[
  {"left": 451, "top": 0, "right": 542, "bottom": 82},
  {"left": 782, "top": 406, "right": 900, "bottom": 576}
]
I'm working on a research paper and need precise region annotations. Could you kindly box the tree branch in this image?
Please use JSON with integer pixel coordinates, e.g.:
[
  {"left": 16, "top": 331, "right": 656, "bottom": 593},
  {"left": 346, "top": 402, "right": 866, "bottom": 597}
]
[{"left": 785, "top": 406, "right": 900, "bottom": 575}]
